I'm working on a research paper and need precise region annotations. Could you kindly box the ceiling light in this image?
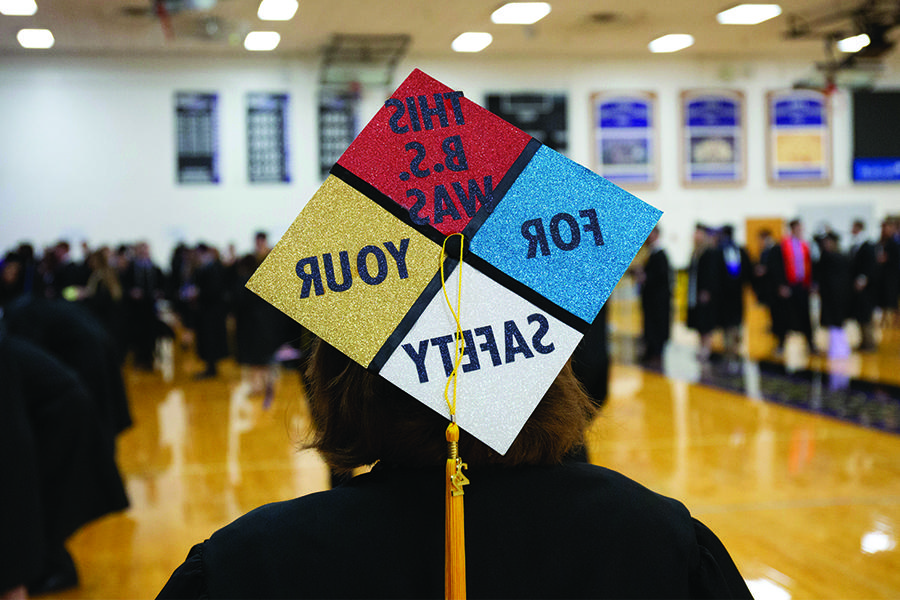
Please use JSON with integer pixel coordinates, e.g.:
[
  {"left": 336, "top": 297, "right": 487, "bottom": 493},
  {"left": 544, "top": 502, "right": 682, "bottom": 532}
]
[
  {"left": 716, "top": 4, "right": 782, "bottom": 25},
  {"left": 648, "top": 34, "right": 694, "bottom": 53},
  {"left": 0, "top": 0, "right": 37, "bottom": 16},
  {"left": 491, "top": 2, "right": 551, "bottom": 25},
  {"left": 17, "top": 28, "right": 54, "bottom": 49},
  {"left": 837, "top": 33, "right": 871, "bottom": 53},
  {"left": 244, "top": 31, "right": 281, "bottom": 51},
  {"left": 451, "top": 32, "right": 492, "bottom": 53},
  {"left": 257, "top": 0, "right": 298, "bottom": 21}
]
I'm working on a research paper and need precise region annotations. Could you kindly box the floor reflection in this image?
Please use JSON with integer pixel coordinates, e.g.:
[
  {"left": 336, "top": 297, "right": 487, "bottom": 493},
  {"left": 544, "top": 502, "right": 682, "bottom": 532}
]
[{"left": 614, "top": 333, "right": 900, "bottom": 435}]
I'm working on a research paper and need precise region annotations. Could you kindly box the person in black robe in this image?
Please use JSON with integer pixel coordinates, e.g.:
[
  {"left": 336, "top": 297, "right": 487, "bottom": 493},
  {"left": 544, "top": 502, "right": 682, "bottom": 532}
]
[
  {"left": 768, "top": 219, "right": 816, "bottom": 354},
  {"left": 687, "top": 224, "right": 721, "bottom": 361},
  {"left": 848, "top": 219, "right": 879, "bottom": 351},
  {"left": 0, "top": 329, "right": 129, "bottom": 597},
  {"left": 157, "top": 339, "right": 752, "bottom": 600},
  {"left": 636, "top": 226, "right": 671, "bottom": 364},
  {"left": 191, "top": 243, "right": 230, "bottom": 378},
  {"left": 814, "top": 231, "right": 851, "bottom": 329},
  {"left": 81, "top": 248, "right": 128, "bottom": 364},
  {"left": 751, "top": 229, "right": 776, "bottom": 308},
  {"left": 716, "top": 225, "right": 752, "bottom": 360},
  {"left": 121, "top": 241, "right": 167, "bottom": 370},
  {"left": 3, "top": 296, "right": 132, "bottom": 439},
  {"left": 875, "top": 218, "right": 900, "bottom": 327},
  {"left": 45, "top": 240, "right": 89, "bottom": 300},
  {"left": 814, "top": 231, "right": 852, "bottom": 357},
  {"left": 232, "top": 232, "right": 293, "bottom": 395}
]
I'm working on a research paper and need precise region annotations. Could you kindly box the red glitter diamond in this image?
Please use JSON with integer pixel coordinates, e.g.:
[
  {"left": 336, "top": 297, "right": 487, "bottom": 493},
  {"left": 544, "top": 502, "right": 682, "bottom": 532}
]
[{"left": 336, "top": 69, "right": 532, "bottom": 236}]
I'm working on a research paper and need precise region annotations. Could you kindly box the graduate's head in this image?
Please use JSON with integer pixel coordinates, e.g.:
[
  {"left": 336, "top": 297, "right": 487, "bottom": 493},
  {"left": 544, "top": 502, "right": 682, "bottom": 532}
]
[{"left": 304, "top": 337, "right": 595, "bottom": 472}]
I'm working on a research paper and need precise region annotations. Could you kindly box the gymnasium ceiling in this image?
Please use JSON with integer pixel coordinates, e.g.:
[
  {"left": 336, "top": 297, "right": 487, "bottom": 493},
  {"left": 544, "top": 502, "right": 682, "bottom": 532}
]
[{"left": 1, "top": 0, "right": 898, "bottom": 74}]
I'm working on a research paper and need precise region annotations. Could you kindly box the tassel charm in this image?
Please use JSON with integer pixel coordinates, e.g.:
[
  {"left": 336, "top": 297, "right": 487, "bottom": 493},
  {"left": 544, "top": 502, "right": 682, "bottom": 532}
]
[{"left": 445, "top": 422, "right": 468, "bottom": 599}]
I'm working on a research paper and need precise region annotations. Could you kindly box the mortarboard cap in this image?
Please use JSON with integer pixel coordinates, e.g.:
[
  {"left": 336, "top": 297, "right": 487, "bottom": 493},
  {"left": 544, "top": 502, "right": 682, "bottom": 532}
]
[{"left": 248, "top": 68, "right": 661, "bottom": 455}]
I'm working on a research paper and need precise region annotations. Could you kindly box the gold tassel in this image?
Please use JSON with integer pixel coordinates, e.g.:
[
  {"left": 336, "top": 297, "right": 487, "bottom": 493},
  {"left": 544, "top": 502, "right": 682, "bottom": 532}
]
[{"left": 445, "top": 422, "right": 468, "bottom": 600}]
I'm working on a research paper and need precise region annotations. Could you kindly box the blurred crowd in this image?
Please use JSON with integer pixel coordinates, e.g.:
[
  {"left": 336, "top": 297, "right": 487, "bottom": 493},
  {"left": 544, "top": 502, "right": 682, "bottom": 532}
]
[
  {"left": 634, "top": 216, "right": 900, "bottom": 364},
  {"left": 1, "top": 232, "right": 304, "bottom": 387},
  {"left": 0, "top": 231, "right": 307, "bottom": 597}
]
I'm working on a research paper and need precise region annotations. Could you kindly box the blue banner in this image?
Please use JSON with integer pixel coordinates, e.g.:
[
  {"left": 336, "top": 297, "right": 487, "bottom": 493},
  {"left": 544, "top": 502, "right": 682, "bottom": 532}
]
[
  {"left": 687, "top": 99, "right": 738, "bottom": 127},
  {"left": 774, "top": 98, "right": 824, "bottom": 127},
  {"left": 854, "top": 158, "right": 900, "bottom": 182},
  {"left": 599, "top": 100, "right": 649, "bottom": 129}
]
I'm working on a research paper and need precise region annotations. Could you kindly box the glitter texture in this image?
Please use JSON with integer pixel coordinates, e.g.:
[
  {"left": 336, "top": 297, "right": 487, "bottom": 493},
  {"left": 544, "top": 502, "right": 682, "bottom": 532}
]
[
  {"left": 247, "top": 176, "right": 440, "bottom": 366},
  {"left": 336, "top": 68, "right": 532, "bottom": 236},
  {"left": 378, "top": 262, "right": 582, "bottom": 455},
  {"left": 469, "top": 145, "right": 662, "bottom": 323}
]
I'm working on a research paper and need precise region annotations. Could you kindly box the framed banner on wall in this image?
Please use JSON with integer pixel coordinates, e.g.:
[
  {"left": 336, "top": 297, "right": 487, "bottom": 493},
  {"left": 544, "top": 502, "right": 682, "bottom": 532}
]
[
  {"left": 591, "top": 91, "right": 657, "bottom": 188},
  {"left": 175, "top": 92, "right": 219, "bottom": 184},
  {"left": 486, "top": 92, "right": 567, "bottom": 153},
  {"left": 767, "top": 89, "right": 831, "bottom": 186},
  {"left": 681, "top": 89, "right": 745, "bottom": 186},
  {"left": 247, "top": 92, "right": 290, "bottom": 184},
  {"left": 318, "top": 88, "right": 360, "bottom": 179}
]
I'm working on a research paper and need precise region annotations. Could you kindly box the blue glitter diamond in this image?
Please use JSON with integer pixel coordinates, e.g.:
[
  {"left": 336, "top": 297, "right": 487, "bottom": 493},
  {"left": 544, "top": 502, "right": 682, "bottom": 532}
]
[{"left": 469, "top": 145, "right": 661, "bottom": 324}]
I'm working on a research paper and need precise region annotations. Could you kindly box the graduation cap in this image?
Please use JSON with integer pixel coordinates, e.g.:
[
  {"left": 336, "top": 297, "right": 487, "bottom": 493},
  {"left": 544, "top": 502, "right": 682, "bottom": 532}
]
[{"left": 248, "top": 68, "right": 661, "bottom": 598}]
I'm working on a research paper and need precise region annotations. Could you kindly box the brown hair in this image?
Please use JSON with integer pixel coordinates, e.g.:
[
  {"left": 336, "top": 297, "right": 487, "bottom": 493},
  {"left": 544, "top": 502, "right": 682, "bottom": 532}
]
[{"left": 305, "top": 338, "right": 595, "bottom": 472}]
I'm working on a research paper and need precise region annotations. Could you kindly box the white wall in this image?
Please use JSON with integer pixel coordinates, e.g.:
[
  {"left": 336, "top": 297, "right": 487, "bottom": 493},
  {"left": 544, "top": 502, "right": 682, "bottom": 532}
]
[{"left": 1, "top": 53, "right": 899, "bottom": 267}]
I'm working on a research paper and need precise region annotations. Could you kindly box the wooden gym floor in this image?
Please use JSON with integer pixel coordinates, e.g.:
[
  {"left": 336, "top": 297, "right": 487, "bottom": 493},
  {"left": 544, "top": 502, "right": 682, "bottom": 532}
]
[{"left": 40, "top": 286, "right": 900, "bottom": 599}]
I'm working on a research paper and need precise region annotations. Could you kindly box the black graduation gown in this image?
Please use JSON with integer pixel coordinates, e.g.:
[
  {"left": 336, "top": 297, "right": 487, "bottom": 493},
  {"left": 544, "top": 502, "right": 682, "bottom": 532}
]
[
  {"left": 849, "top": 240, "right": 878, "bottom": 324},
  {"left": 765, "top": 242, "right": 814, "bottom": 344},
  {"left": 717, "top": 245, "right": 751, "bottom": 328},
  {"left": 640, "top": 247, "right": 672, "bottom": 357},
  {"left": 0, "top": 332, "right": 129, "bottom": 591},
  {"left": 232, "top": 256, "right": 288, "bottom": 366},
  {"left": 876, "top": 236, "right": 900, "bottom": 310},
  {"left": 157, "top": 462, "right": 752, "bottom": 600},
  {"left": 814, "top": 250, "right": 851, "bottom": 328},
  {"left": 687, "top": 248, "right": 721, "bottom": 335},
  {"left": 3, "top": 297, "right": 132, "bottom": 438},
  {"left": 121, "top": 260, "right": 167, "bottom": 368},
  {"left": 193, "top": 259, "right": 230, "bottom": 365}
]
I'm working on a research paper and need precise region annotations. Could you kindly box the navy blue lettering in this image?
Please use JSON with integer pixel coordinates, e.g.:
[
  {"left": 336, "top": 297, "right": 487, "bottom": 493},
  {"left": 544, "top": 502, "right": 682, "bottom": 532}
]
[
  {"left": 407, "top": 189, "right": 429, "bottom": 225},
  {"left": 443, "top": 91, "right": 465, "bottom": 125},
  {"left": 442, "top": 135, "right": 468, "bottom": 172},
  {"left": 357, "top": 245, "right": 388, "bottom": 285},
  {"left": 452, "top": 176, "right": 493, "bottom": 218},
  {"left": 322, "top": 251, "right": 352, "bottom": 292},
  {"left": 527, "top": 313, "right": 555, "bottom": 354},
  {"left": 295, "top": 256, "right": 324, "bottom": 298},
  {"left": 522, "top": 219, "right": 550, "bottom": 259},
  {"left": 504, "top": 320, "right": 534, "bottom": 362},
  {"left": 550, "top": 213, "right": 580, "bottom": 251},
  {"left": 385, "top": 98, "right": 408, "bottom": 134},
  {"left": 383, "top": 239, "right": 410, "bottom": 279},
  {"left": 406, "top": 141, "right": 430, "bottom": 178},
  {"left": 474, "top": 326, "right": 501, "bottom": 366},
  {"left": 405, "top": 96, "right": 422, "bottom": 132},
  {"left": 403, "top": 340, "right": 430, "bottom": 383},
  {"left": 579, "top": 209, "right": 604, "bottom": 246},
  {"left": 460, "top": 330, "right": 480, "bottom": 373},
  {"left": 431, "top": 334, "right": 455, "bottom": 377},
  {"left": 418, "top": 93, "right": 449, "bottom": 130},
  {"left": 433, "top": 185, "right": 462, "bottom": 223}
]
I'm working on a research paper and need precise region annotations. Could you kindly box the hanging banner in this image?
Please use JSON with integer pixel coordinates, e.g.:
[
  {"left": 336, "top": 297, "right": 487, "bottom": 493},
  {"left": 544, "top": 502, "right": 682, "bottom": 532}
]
[
  {"left": 592, "top": 91, "right": 657, "bottom": 188},
  {"left": 247, "top": 92, "right": 290, "bottom": 184},
  {"left": 175, "top": 92, "right": 219, "bottom": 184},
  {"left": 681, "top": 89, "right": 745, "bottom": 186},
  {"left": 768, "top": 89, "right": 830, "bottom": 185}
]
